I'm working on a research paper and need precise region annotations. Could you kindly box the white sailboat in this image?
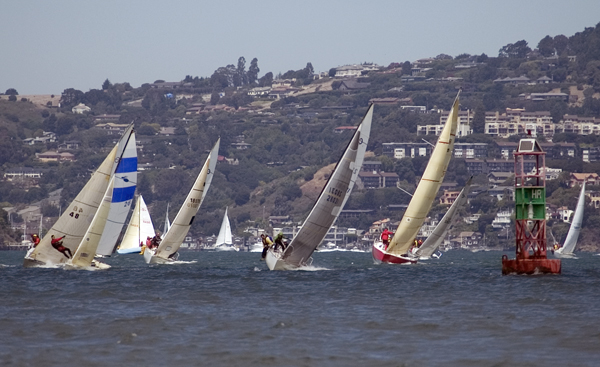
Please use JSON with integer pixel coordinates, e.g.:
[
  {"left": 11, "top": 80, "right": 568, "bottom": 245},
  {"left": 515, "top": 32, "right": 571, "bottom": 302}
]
[
  {"left": 214, "top": 207, "right": 237, "bottom": 251},
  {"left": 117, "top": 195, "right": 155, "bottom": 254},
  {"left": 163, "top": 202, "right": 171, "bottom": 234},
  {"left": 555, "top": 182, "right": 585, "bottom": 258},
  {"left": 64, "top": 178, "right": 115, "bottom": 270},
  {"left": 95, "top": 129, "right": 137, "bottom": 256},
  {"left": 24, "top": 125, "right": 134, "bottom": 268},
  {"left": 266, "top": 104, "right": 373, "bottom": 270},
  {"left": 372, "top": 91, "right": 460, "bottom": 264},
  {"left": 413, "top": 177, "right": 472, "bottom": 260},
  {"left": 144, "top": 139, "right": 220, "bottom": 264}
]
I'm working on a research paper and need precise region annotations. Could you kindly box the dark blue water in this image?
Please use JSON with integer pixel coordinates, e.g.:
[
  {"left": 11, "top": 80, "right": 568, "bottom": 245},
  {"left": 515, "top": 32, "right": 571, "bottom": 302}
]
[{"left": 1, "top": 250, "right": 599, "bottom": 366}]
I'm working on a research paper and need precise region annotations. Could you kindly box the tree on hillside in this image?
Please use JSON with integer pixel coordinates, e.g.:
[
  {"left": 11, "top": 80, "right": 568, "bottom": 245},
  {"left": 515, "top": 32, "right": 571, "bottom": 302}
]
[
  {"left": 5, "top": 88, "right": 18, "bottom": 95},
  {"left": 60, "top": 88, "right": 84, "bottom": 109},
  {"left": 102, "top": 78, "right": 112, "bottom": 90},
  {"left": 537, "top": 35, "right": 555, "bottom": 57},
  {"left": 248, "top": 58, "right": 260, "bottom": 85},
  {"left": 498, "top": 40, "right": 531, "bottom": 58},
  {"left": 258, "top": 72, "right": 273, "bottom": 87},
  {"left": 234, "top": 56, "right": 247, "bottom": 87}
]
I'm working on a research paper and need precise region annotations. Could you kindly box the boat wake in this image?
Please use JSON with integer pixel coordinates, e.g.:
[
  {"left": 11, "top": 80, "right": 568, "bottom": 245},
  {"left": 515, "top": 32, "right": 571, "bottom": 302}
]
[
  {"left": 164, "top": 260, "right": 197, "bottom": 265},
  {"left": 295, "top": 264, "right": 331, "bottom": 271}
]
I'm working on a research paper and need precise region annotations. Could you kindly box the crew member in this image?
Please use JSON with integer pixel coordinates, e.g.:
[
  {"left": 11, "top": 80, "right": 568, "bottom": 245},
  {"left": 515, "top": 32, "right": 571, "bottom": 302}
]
[
  {"left": 30, "top": 233, "right": 40, "bottom": 248},
  {"left": 274, "top": 232, "right": 286, "bottom": 252},
  {"left": 260, "top": 234, "right": 273, "bottom": 260},
  {"left": 50, "top": 235, "right": 72, "bottom": 259},
  {"left": 381, "top": 228, "right": 393, "bottom": 250}
]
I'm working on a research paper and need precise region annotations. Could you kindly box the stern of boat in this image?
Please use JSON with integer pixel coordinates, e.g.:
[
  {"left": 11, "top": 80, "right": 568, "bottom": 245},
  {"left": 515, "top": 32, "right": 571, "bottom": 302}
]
[{"left": 372, "top": 242, "right": 417, "bottom": 265}]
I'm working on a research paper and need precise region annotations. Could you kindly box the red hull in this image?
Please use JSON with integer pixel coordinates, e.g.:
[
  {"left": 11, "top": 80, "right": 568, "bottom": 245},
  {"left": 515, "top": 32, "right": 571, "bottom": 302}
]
[
  {"left": 502, "top": 256, "right": 561, "bottom": 275},
  {"left": 372, "top": 244, "right": 417, "bottom": 264}
]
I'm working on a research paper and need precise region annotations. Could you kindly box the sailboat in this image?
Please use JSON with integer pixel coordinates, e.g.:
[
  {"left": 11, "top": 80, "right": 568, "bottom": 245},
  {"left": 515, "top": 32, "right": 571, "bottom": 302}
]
[
  {"left": 95, "top": 129, "right": 137, "bottom": 256},
  {"left": 372, "top": 91, "right": 460, "bottom": 264},
  {"left": 214, "top": 207, "right": 237, "bottom": 251},
  {"left": 163, "top": 202, "right": 171, "bottom": 234},
  {"left": 555, "top": 182, "right": 585, "bottom": 258},
  {"left": 64, "top": 178, "right": 115, "bottom": 270},
  {"left": 117, "top": 195, "right": 155, "bottom": 254},
  {"left": 265, "top": 104, "right": 373, "bottom": 270},
  {"left": 144, "top": 139, "right": 220, "bottom": 264},
  {"left": 413, "top": 177, "right": 472, "bottom": 260},
  {"left": 24, "top": 125, "right": 135, "bottom": 268}
]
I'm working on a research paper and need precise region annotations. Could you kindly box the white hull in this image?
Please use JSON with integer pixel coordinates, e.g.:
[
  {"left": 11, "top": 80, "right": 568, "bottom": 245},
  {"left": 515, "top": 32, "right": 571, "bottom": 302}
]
[
  {"left": 265, "top": 249, "right": 297, "bottom": 271},
  {"left": 143, "top": 248, "right": 174, "bottom": 264},
  {"left": 64, "top": 259, "right": 111, "bottom": 271},
  {"left": 214, "top": 245, "right": 238, "bottom": 252},
  {"left": 117, "top": 247, "right": 141, "bottom": 255}
]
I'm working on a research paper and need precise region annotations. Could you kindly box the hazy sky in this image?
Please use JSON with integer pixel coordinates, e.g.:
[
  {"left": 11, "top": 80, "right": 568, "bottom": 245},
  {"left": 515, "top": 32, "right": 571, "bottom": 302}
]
[{"left": 2, "top": 0, "right": 599, "bottom": 95}]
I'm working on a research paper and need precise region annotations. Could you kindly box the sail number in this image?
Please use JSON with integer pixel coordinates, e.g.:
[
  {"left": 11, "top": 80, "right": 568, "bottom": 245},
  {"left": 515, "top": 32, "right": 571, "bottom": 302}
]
[
  {"left": 326, "top": 187, "right": 342, "bottom": 205},
  {"left": 187, "top": 197, "right": 201, "bottom": 208},
  {"left": 69, "top": 206, "right": 84, "bottom": 219}
]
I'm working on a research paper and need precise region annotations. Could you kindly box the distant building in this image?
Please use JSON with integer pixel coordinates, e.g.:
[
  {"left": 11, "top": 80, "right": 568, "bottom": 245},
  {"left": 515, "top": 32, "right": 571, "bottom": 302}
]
[
  {"left": 36, "top": 151, "right": 75, "bottom": 162},
  {"left": 453, "top": 143, "right": 488, "bottom": 159},
  {"left": 72, "top": 103, "right": 91, "bottom": 114},
  {"left": 382, "top": 142, "right": 431, "bottom": 159},
  {"left": 569, "top": 173, "right": 600, "bottom": 187}
]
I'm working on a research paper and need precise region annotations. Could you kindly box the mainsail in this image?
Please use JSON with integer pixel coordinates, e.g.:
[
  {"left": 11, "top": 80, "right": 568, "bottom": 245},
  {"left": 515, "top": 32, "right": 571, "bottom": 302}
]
[
  {"left": 68, "top": 177, "right": 115, "bottom": 268},
  {"left": 151, "top": 139, "right": 220, "bottom": 261},
  {"left": 24, "top": 144, "right": 119, "bottom": 267},
  {"left": 275, "top": 104, "right": 373, "bottom": 268},
  {"left": 415, "top": 177, "right": 472, "bottom": 258},
  {"left": 118, "top": 195, "right": 155, "bottom": 254},
  {"left": 96, "top": 129, "right": 137, "bottom": 256},
  {"left": 558, "top": 182, "right": 585, "bottom": 255},
  {"left": 386, "top": 91, "right": 460, "bottom": 256},
  {"left": 215, "top": 207, "right": 233, "bottom": 247}
]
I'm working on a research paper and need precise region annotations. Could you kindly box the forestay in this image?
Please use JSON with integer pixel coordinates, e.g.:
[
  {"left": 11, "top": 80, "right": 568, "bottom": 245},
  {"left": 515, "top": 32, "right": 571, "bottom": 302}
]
[
  {"left": 387, "top": 91, "right": 460, "bottom": 256},
  {"left": 281, "top": 104, "right": 373, "bottom": 267},
  {"left": 153, "top": 139, "right": 220, "bottom": 260}
]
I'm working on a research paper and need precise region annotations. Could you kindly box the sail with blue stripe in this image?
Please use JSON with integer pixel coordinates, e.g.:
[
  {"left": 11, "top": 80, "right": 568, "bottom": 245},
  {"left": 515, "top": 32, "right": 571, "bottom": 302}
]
[{"left": 96, "top": 129, "right": 137, "bottom": 256}]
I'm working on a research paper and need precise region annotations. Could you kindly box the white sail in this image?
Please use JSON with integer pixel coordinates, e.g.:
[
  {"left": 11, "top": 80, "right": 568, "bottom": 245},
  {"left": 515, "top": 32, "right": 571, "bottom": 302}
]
[
  {"left": 215, "top": 207, "right": 234, "bottom": 247},
  {"left": 267, "top": 104, "right": 373, "bottom": 270},
  {"left": 386, "top": 91, "right": 460, "bottom": 256},
  {"left": 24, "top": 144, "right": 119, "bottom": 267},
  {"left": 163, "top": 202, "right": 171, "bottom": 234},
  {"left": 96, "top": 129, "right": 137, "bottom": 256},
  {"left": 67, "top": 177, "right": 115, "bottom": 269},
  {"left": 146, "top": 139, "right": 220, "bottom": 263},
  {"left": 415, "top": 177, "right": 472, "bottom": 259},
  {"left": 118, "top": 195, "right": 155, "bottom": 254},
  {"left": 557, "top": 182, "right": 585, "bottom": 255}
]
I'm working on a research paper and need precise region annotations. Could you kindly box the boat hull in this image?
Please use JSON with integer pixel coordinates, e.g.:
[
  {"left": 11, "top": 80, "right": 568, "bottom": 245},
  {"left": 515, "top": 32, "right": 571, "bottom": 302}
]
[
  {"left": 372, "top": 242, "right": 417, "bottom": 264},
  {"left": 144, "top": 248, "right": 173, "bottom": 264},
  {"left": 502, "top": 256, "right": 561, "bottom": 275},
  {"left": 117, "top": 247, "right": 142, "bottom": 255},
  {"left": 265, "top": 249, "right": 296, "bottom": 271}
]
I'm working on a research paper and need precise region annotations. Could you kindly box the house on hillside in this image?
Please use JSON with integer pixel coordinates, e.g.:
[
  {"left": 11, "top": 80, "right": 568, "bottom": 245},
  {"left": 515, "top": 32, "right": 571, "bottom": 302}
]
[
  {"left": 338, "top": 79, "right": 370, "bottom": 91},
  {"left": 569, "top": 173, "right": 600, "bottom": 187},
  {"left": 72, "top": 103, "right": 91, "bottom": 114}
]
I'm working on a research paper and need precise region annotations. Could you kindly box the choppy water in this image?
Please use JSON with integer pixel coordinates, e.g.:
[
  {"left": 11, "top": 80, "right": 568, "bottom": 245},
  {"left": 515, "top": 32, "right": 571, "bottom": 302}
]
[{"left": 1, "top": 249, "right": 600, "bottom": 366}]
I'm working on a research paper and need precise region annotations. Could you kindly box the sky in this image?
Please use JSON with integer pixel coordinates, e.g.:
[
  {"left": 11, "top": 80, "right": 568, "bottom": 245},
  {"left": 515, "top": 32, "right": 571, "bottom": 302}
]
[{"left": 2, "top": 0, "right": 600, "bottom": 95}]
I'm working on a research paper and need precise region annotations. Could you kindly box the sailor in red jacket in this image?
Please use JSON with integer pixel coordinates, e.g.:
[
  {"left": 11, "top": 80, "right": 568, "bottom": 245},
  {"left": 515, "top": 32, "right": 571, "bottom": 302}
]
[
  {"left": 30, "top": 233, "right": 41, "bottom": 247},
  {"left": 51, "top": 235, "right": 72, "bottom": 259},
  {"left": 381, "top": 228, "right": 393, "bottom": 250}
]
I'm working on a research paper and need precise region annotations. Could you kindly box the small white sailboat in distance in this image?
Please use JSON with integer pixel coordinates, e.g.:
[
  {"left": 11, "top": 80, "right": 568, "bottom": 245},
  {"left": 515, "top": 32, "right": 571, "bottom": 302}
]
[
  {"left": 144, "top": 139, "right": 220, "bottom": 264},
  {"left": 413, "top": 177, "right": 472, "bottom": 260},
  {"left": 555, "top": 182, "right": 585, "bottom": 258},
  {"left": 117, "top": 195, "right": 155, "bottom": 254},
  {"left": 372, "top": 90, "right": 460, "bottom": 264},
  {"left": 214, "top": 207, "right": 237, "bottom": 251},
  {"left": 163, "top": 202, "right": 171, "bottom": 234},
  {"left": 266, "top": 104, "right": 373, "bottom": 270}
]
